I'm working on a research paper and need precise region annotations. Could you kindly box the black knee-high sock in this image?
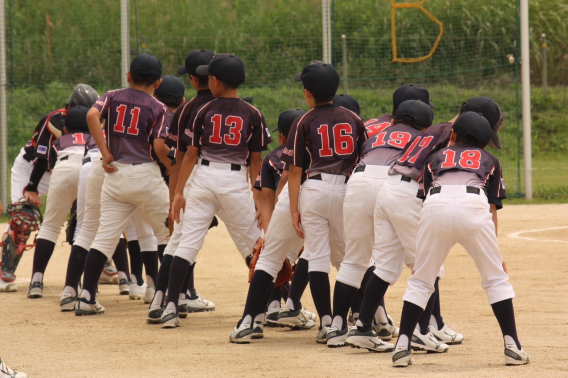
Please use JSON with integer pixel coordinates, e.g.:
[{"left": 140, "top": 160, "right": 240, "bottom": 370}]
[
  {"left": 357, "top": 274, "right": 390, "bottom": 332},
  {"left": 127, "top": 240, "right": 144, "bottom": 285},
  {"left": 112, "top": 239, "right": 130, "bottom": 281},
  {"left": 31, "top": 239, "right": 56, "bottom": 279},
  {"left": 282, "top": 281, "right": 290, "bottom": 301},
  {"left": 81, "top": 249, "right": 108, "bottom": 301},
  {"left": 185, "top": 262, "right": 196, "bottom": 297},
  {"left": 491, "top": 299, "right": 521, "bottom": 349},
  {"left": 351, "top": 289, "right": 363, "bottom": 314},
  {"left": 309, "top": 271, "right": 332, "bottom": 326},
  {"left": 257, "top": 285, "right": 273, "bottom": 318},
  {"left": 157, "top": 244, "right": 166, "bottom": 263},
  {"left": 270, "top": 283, "right": 283, "bottom": 306},
  {"left": 142, "top": 251, "right": 159, "bottom": 288},
  {"left": 180, "top": 262, "right": 193, "bottom": 298},
  {"left": 419, "top": 290, "right": 438, "bottom": 335},
  {"left": 333, "top": 281, "right": 359, "bottom": 329},
  {"left": 398, "top": 301, "right": 424, "bottom": 350},
  {"left": 432, "top": 279, "right": 444, "bottom": 329},
  {"left": 64, "top": 245, "right": 89, "bottom": 290},
  {"left": 288, "top": 258, "right": 309, "bottom": 311},
  {"left": 360, "top": 266, "right": 375, "bottom": 294},
  {"left": 241, "top": 270, "right": 274, "bottom": 322},
  {"left": 155, "top": 254, "right": 173, "bottom": 298},
  {"left": 165, "top": 257, "right": 190, "bottom": 313}
]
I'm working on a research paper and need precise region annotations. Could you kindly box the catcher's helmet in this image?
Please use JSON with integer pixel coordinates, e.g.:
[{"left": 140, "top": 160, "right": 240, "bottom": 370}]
[{"left": 68, "top": 84, "right": 99, "bottom": 108}]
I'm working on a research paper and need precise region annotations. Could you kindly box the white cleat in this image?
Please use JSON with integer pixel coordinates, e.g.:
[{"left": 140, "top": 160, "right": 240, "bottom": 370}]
[
  {"left": 74, "top": 298, "right": 105, "bottom": 316},
  {"left": 265, "top": 307, "right": 280, "bottom": 327},
  {"left": 392, "top": 346, "right": 413, "bottom": 367},
  {"left": 428, "top": 324, "right": 464, "bottom": 345},
  {"left": 411, "top": 329, "right": 449, "bottom": 353},
  {"left": 229, "top": 322, "right": 253, "bottom": 344},
  {"left": 60, "top": 292, "right": 77, "bottom": 312},
  {"left": 345, "top": 328, "right": 395, "bottom": 352},
  {"left": 316, "top": 326, "right": 330, "bottom": 344},
  {"left": 374, "top": 322, "right": 398, "bottom": 341},
  {"left": 118, "top": 279, "right": 130, "bottom": 295},
  {"left": 277, "top": 307, "right": 316, "bottom": 329},
  {"left": 147, "top": 304, "right": 163, "bottom": 324},
  {"left": 129, "top": 282, "right": 146, "bottom": 300},
  {"left": 143, "top": 286, "right": 155, "bottom": 304},
  {"left": 505, "top": 344, "right": 530, "bottom": 366},
  {"left": 27, "top": 281, "right": 43, "bottom": 299},
  {"left": 185, "top": 294, "right": 215, "bottom": 313},
  {"left": 161, "top": 309, "right": 180, "bottom": 329},
  {"left": 0, "top": 278, "right": 17, "bottom": 292},
  {"left": 0, "top": 357, "right": 28, "bottom": 378},
  {"left": 251, "top": 321, "right": 264, "bottom": 339},
  {"left": 326, "top": 326, "right": 350, "bottom": 348},
  {"left": 301, "top": 307, "right": 317, "bottom": 322},
  {"left": 99, "top": 262, "right": 119, "bottom": 284}
]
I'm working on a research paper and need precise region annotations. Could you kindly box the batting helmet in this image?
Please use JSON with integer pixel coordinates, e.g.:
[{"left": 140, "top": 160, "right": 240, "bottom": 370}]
[{"left": 68, "top": 84, "right": 99, "bottom": 108}]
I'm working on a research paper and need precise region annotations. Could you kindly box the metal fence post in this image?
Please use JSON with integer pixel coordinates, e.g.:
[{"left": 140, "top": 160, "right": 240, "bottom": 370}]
[
  {"left": 120, "top": 0, "right": 130, "bottom": 89},
  {"left": 322, "top": 0, "right": 331, "bottom": 64},
  {"left": 0, "top": 0, "right": 8, "bottom": 212},
  {"left": 341, "top": 34, "right": 348, "bottom": 94},
  {"left": 520, "top": 0, "right": 532, "bottom": 200},
  {"left": 541, "top": 33, "right": 547, "bottom": 96}
]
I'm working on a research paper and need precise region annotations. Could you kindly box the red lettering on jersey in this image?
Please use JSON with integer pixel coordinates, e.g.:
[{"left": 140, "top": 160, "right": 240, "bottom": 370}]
[
  {"left": 365, "top": 121, "right": 390, "bottom": 137},
  {"left": 441, "top": 150, "right": 457, "bottom": 168},
  {"left": 113, "top": 104, "right": 140, "bottom": 136},
  {"left": 317, "top": 124, "right": 333, "bottom": 157},
  {"left": 334, "top": 123, "right": 355, "bottom": 155},
  {"left": 72, "top": 133, "right": 86, "bottom": 145},
  {"left": 371, "top": 132, "right": 387, "bottom": 148},
  {"left": 113, "top": 104, "right": 127, "bottom": 133},
  {"left": 224, "top": 116, "right": 243, "bottom": 146},
  {"left": 387, "top": 132, "right": 411, "bottom": 148},
  {"left": 459, "top": 150, "right": 482, "bottom": 169},
  {"left": 210, "top": 114, "right": 223, "bottom": 144},
  {"left": 127, "top": 107, "right": 140, "bottom": 136},
  {"left": 398, "top": 135, "right": 434, "bottom": 164}
]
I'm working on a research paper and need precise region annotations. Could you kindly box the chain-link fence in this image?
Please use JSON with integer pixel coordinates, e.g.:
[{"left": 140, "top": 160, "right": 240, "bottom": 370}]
[{"left": 9, "top": 0, "right": 565, "bottom": 199}]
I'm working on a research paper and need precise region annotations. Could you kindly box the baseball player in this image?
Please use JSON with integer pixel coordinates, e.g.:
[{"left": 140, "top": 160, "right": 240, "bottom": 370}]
[
  {"left": 0, "top": 356, "right": 27, "bottom": 378},
  {"left": 147, "top": 50, "right": 219, "bottom": 325},
  {"left": 73, "top": 53, "right": 171, "bottom": 316},
  {"left": 246, "top": 61, "right": 366, "bottom": 343},
  {"left": 164, "top": 53, "right": 270, "bottom": 328},
  {"left": 0, "top": 84, "right": 98, "bottom": 292},
  {"left": 392, "top": 112, "right": 529, "bottom": 367}
]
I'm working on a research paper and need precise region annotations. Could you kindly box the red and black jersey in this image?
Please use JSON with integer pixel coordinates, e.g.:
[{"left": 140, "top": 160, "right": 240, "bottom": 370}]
[
  {"left": 359, "top": 122, "right": 421, "bottom": 168},
  {"left": 48, "top": 132, "right": 90, "bottom": 170},
  {"left": 92, "top": 88, "right": 168, "bottom": 164},
  {"left": 22, "top": 108, "right": 67, "bottom": 164},
  {"left": 254, "top": 145, "right": 287, "bottom": 191},
  {"left": 391, "top": 122, "right": 452, "bottom": 181},
  {"left": 282, "top": 104, "right": 367, "bottom": 181},
  {"left": 421, "top": 144, "right": 507, "bottom": 209},
  {"left": 364, "top": 114, "right": 394, "bottom": 137},
  {"left": 169, "top": 90, "right": 215, "bottom": 153},
  {"left": 184, "top": 97, "right": 272, "bottom": 166}
]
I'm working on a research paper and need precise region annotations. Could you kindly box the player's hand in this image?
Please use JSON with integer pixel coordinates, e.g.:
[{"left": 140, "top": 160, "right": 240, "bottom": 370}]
[
  {"left": 502, "top": 260, "right": 508, "bottom": 274},
  {"left": 24, "top": 191, "right": 41, "bottom": 207},
  {"left": 171, "top": 193, "right": 186, "bottom": 224},
  {"left": 291, "top": 210, "right": 304, "bottom": 239},
  {"left": 102, "top": 152, "right": 117, "bottom": 173}
]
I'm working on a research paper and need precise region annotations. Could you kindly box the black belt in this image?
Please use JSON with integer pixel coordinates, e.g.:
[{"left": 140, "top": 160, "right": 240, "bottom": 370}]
[
  {"left": 82, "top": 157, "right": 91, "bottom": 165},
  {"left": 430, "top": 186, "right": 480, "bottom": 195},
  {"left": 60, "top": 156, "right": 69, "bottom": 161},
  {"left": 201, "top": 158, "right": 241, "bottom": 171},
  {"left": 354, "top": 166, "right": 411, "bottom": 182},
  {"left": 309, "top": 174, "right": 349, "bottom": 183}
]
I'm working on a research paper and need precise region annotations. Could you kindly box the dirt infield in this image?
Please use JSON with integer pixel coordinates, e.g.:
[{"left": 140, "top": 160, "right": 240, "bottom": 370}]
[{"left": 1, "top": 203, "right": 567, "bottom": 377}]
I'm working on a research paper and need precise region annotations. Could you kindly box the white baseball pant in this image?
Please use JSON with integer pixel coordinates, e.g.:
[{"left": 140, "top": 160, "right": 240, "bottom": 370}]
[
  {"left": 10, "top": 148, "right": 50, "bottom": 202},
  {"left": 335, "top": 166, "right": 390, "bottom": 288},
  {"left": 173, "top": 160, "right": 261, "bottom": 265},
  {"left": 90, "top": 161, "right": 169, "bottom": 259},
  {"left": 299, "top": 174, "right": 346, "bottom": 274},
  {"left": 254, "top": 184, "right": 305, "bottom": 279},
  {"left": 403, "top": 185, "right": 515, "bottom": 308},
  {"left": 36, "top": 154, "right": 82, "bottom": 243}
]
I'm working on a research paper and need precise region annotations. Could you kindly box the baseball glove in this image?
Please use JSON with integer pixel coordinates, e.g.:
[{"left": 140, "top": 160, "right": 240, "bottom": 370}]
[
  {"left": 65, "top": 200, "right": 78, "bottom": 245},
  {"left": 247, "top": 237, "right": 293, "bottom": 287}
]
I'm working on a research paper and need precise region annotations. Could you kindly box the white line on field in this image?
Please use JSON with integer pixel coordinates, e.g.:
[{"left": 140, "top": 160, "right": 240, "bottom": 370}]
[{"left": 507, "top": 226, "right": 568, "bottom": 243}]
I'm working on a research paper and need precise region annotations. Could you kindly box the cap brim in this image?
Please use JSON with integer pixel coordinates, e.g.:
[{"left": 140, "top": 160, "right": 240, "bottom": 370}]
[
  {"left": 271, "top": 126, "right": 279, "bottom": 133},
  {"left": 195, "top": 65, "right": 210, "bottom": 76},
  {"left": 294, "top": 72, "right": 302, "bottom": 82},
  {"left": 429, "top": 101, "right": 435, "bottom": 109},
  {"left": 177, "top": 66, "right": 187, "bottom": 75},
  {"left": 488, "top": 129, "right": 502, "bottom": 149}
]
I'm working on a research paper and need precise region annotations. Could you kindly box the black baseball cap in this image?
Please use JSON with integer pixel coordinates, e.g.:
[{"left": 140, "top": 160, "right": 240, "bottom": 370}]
[
  {"left": 452, "top": 111, "right": 492, "bottom": 148},
  {"left": 395, "top": 100, "right": 434, "bottom": 128},
  {"left": 461, "top": 96, "right": 503, "bottom": 149},
  {"left": 155, "top": 75, "right": 185, "bottom": 103},
  {"left": 196, "top": 54, "right": 245, "bottom": 87},
  {"left": 130, "top": 53, "right": 162, "bottom": 80},
  {"left": 333, "top": 94, "right": 360, "bottom": 115},
  {"left": 294, "top": 61, "right": 340, "bottom": 97},
  {"left": 393, "top": 84, "right": 435, "bottom": 109},
  {"left": 272, "top": 109, "right": 306, "bottom": 136},
  {"left": 177, "top": 49, "right": 214, "bottom": 76},
  {"left": 65, "top": 105, "right": 89, "bottom": 132}
]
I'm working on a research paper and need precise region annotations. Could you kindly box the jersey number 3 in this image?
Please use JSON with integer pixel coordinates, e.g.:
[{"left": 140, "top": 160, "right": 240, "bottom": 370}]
[
  {"left": 441, "top": 149, "right": 482, "bottom": 169},
  {"left": 209, "top": 114, "right": 243, "bottom": 146},
  {"left": 113, "top": 104, "right": 140, "bottom": 136}
]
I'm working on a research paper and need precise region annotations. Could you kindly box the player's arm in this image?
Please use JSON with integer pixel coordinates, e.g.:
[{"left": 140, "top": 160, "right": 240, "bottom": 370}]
[
  {"left": 171, "top": 145, "right": 199, "bottom": 224},
  {"left": 288, "top": 164, "right": 303, "bottom": 238},
  {"left": 275, "top": 170, "right": 288, "bottom": 202},
  {"left": 260, "top": 188, "right": 276, "bottom": 233},
  {"left": 87, "top": 107, "right": 115, "bottom": 173},
  {"left": 169, "top": 150, "right": 184, "bottom": 202},
  {"left": 153, "top": 138, "right": 172, "bottom": 173},
  {"left": 249, "top": 152, "right": 262, "bottom": 192}
]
